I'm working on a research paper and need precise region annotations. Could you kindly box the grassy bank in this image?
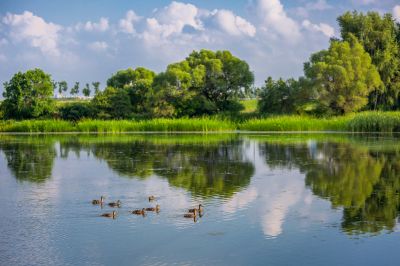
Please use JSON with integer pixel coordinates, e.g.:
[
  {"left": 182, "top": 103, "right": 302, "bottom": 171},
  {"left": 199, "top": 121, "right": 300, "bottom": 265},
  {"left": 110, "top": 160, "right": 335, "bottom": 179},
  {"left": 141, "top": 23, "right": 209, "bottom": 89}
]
[
  {"left": 240, "top": 112, "right": 400, "bottom": 132},
  {"left": 0, "top": 118, "right": 235, "bottom": 133},
  {"left": 0, "top": 111, "right": 399, "bottom": 133}
]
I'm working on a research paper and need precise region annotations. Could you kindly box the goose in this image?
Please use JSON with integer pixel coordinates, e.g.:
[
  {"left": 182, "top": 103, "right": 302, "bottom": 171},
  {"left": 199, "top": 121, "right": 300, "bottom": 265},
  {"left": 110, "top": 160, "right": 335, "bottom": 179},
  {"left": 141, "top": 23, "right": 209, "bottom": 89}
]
[
  {"left": 92, "top": 196, "right": 105, "bottom": 205},
  {"left": 148, "top": 196, "right": 156, "bottom": 202},
  {"left": 188, "top": 204, "right": 203, "bottom": 213},
  {"left": 108, "top": 200, "right": 121, "bottom": 208},
  {"left": 184, "top": 209, "right": 197, "bottom": 218},
  {"left": 101, "top": 211, "right": 117, "bottom": 218},
  {"left": 145, "top": 204, "right": 160, "bottom": 212},
  {"left": 132, "top": 208, "right": 146, "bottom": 215}
]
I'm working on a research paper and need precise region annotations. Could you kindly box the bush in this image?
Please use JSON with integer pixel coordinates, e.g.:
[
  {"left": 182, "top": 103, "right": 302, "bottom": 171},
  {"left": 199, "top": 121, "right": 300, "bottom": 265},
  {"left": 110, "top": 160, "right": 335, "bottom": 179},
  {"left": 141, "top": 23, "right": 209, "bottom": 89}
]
[{"left": 59, "top": 102, "right": 93, "bottom": 121}]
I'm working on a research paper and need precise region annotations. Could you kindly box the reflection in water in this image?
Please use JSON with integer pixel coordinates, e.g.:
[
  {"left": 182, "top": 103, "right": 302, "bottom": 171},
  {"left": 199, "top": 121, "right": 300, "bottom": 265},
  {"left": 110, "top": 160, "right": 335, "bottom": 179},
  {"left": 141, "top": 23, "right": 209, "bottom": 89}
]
[
  {"left": 0, "top": 139, "right": 56, "bottom": 183},
  {"left": 0, "top": 134, "right": 399, "bottom": 237},
  {"left": 74, "top": 139, "right": 254, "bottom": 197},
  {"left": 260, "top": 138, "right": 400, "bottom": 235}
]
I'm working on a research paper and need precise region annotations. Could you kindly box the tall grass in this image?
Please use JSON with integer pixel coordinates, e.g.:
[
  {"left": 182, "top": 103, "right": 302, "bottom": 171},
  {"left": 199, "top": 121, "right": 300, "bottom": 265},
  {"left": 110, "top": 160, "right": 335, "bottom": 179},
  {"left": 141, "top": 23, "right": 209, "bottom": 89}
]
[
  {"left": 0, "top": 111, "right": 399, "bottom": 132},
  {"left": 347, "top": 111, "right": 400, "bottom": 132},
  {"left": 239, "top": 115, "right": 351, "bottom": 131},
  {"left": 0, "top": 118, "right": 235, "bottom": 133}
]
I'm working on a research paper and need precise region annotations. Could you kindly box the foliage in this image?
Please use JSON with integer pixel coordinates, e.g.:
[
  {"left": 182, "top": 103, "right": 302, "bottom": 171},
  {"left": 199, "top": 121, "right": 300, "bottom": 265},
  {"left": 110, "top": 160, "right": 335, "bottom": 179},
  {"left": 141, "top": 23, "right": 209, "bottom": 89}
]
[
  {"left": 1, "top": 68, "right": 55, "bottom": 119},
  {"left": 107, "top": 67, "right": 155, "bottom": 114},
  {"left": 59, "top": 102, "right": 93, "bottom": 121},
  {"left": 58, "top": 81, "right": 68, "bottom": 95},
  {"left": 91, "top": 86, "right": 133, "bottom": 119},
  {"left": 304, "top": 37, "right": 383, "bottom": 114},
  {"left": 154, "top": 49, "right": 254, "bottom": 116},
  {"left": 82, "top": 83, "right": 91, "bottom": 97},
  {"left": 70, "top": 82, "right": 80, "bottom": 95},
  {"left": 92, "top": 81, "right": 100, "bottom": 95},
  {"left": 338, "top": 11, "right": 400, "bottom": 110}
]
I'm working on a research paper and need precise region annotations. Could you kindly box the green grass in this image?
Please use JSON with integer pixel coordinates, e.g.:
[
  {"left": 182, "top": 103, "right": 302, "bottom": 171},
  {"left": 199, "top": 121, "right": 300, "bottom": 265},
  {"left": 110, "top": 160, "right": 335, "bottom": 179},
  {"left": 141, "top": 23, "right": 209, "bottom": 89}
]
[
  {"left": 240, "top": 111, "right": 400, "bottom": 132},
  {"left": 0, "top": 118, "right": 235, "bottom": 133},
  {"left": 1, "top": 111, "right": 400, "bottom": 132},
  {"left": 239, "top": 115, "right": 351, "bottom": 131},
  {"left": 240, "top": 99, "right": 258, "bottom": 113}
]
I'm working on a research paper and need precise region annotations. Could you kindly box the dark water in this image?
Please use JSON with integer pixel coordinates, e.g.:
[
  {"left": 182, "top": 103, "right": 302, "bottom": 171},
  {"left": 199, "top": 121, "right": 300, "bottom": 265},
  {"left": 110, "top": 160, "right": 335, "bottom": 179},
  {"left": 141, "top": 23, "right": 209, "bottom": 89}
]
[{"left": 0, "top": 133, "right": 399, "bottom": 266}]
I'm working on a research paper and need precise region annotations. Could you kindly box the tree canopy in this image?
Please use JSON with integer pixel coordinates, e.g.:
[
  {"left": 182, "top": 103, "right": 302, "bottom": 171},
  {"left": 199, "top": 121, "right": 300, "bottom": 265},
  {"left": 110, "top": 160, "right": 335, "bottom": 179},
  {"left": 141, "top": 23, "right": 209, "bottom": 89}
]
[
  {"left": 304, "top": 37, "right": 383, "bottom": 114},
  {"left": 1, "top": 68, "right": 55, "bottom": 119},
  {"left": 338, "top": 11, "right": 400, "bottom": 109},
  {"left": 154, "top": 49, "right": 254, "bottom": 116}
]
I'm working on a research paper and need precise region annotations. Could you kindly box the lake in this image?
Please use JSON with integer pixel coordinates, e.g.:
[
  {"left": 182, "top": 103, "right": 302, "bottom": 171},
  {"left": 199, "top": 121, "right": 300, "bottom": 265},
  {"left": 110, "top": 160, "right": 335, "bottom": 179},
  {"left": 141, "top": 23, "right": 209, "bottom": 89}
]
[{"left": 0, "top": 133, "right": 399, "bottom": 266}]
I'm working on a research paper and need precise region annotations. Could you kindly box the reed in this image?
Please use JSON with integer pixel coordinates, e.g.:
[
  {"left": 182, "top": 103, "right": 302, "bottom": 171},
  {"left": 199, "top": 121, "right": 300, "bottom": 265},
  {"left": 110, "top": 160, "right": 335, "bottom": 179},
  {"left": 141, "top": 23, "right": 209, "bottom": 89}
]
[
  {"left": 0, "top": 118, "right": 235, "bottom": 133},
  {"left": 0, "top": 112, "right": 399, "bottom": 133}
]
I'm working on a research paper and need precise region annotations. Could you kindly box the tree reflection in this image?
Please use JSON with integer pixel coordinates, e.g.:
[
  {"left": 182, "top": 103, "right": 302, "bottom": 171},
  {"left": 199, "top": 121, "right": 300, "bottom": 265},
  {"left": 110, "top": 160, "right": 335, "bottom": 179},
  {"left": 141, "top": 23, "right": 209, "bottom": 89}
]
[
  {"left": 260, "top": 140, "right": 400, "bottom": 235},
  {"left": 0, "top": 138, "right": 56, "bottom": 183},
  {"left": 74, "top": 139, "right": 254, "bottom": 197}
]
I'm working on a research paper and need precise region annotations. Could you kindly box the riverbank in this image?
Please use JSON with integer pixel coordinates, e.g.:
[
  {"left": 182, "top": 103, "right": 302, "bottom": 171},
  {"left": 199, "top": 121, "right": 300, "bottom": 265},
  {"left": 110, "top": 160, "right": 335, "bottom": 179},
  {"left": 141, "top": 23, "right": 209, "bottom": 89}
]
[{"left": 0, "top": 111, "right": 399, "bottom": 133}]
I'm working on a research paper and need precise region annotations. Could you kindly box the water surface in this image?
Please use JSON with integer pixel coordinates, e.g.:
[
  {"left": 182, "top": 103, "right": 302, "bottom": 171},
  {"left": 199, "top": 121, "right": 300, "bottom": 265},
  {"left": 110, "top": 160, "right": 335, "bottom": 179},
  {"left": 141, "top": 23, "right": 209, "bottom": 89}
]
[{"left": 0, "top": 133, "right": 399, "bottom": 265}]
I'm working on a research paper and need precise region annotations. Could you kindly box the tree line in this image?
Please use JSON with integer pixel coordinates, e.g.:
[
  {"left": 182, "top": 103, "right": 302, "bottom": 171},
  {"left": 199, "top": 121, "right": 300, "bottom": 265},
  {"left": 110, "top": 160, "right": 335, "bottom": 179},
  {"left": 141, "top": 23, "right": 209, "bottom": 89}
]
[{"left": 1, "top": 11, "right": 400, "bottom": 120}]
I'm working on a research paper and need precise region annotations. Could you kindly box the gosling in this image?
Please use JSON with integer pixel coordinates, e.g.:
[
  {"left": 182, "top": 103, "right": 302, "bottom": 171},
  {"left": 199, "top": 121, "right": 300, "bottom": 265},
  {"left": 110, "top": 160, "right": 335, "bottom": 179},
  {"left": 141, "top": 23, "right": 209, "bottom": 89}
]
[
  {"left": 148, "top": 195, "right": 156, "bottom": 202},
  {"left": 145, "top": 205, "right": 160, "bottom": 212},
  {"left": 188, "top": 204, "right": 203, "bottom": 213},
  {"left": 108, "top": 200, "right": 122, "bottom": 208},
  {"left": 92, "top": 196, "right": 105, "bottom": 205},
  {"left": 132, "top": 208, "right": 146, "bottom": 215},
  {"left": 184, "top": 209, "right": 197, "bottom": 218},
  {"left": 101, "top": 211, "right": 117, "bottom": 218}
]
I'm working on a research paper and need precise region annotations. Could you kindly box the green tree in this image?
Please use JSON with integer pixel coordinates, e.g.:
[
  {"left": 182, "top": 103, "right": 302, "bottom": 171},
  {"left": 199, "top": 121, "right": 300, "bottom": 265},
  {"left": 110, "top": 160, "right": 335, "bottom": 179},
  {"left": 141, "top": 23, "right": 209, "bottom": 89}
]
[
  {"left": 92, "top": 81, "right": 100, "bottom": 95},
  {"left": 304, "top": 37, "right": 383, "bottom": 114},
  {"left": 258, "top": 77, "right": 298, "bottom": 114},
  {"left": 107, "top": 67, "right": 155, "bottom": 114},
  {"left": 82, "top": 83, "right": 91, "bottom": 97},
  {"left": 58, "top": 81, "right": 68, "bottom": 95},
  {"left": 70, "top": 82, "right": 80, "bottom": 96},
  {"left": 154, "top": 49, "right": 254, "bottom": 116},
  {"left": 1, "top": 68, "right": 55, "bottom": 119},
  {"left": 91, "top": 87, "right": 132, "bottom": 119},
  {"left": 338, "top": 11, "right": 400, "bottom": 109}
]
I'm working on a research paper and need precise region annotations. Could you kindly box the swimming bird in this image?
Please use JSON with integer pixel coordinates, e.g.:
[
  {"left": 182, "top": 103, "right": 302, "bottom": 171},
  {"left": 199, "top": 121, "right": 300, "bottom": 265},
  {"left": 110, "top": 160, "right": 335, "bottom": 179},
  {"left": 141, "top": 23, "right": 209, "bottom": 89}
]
[
  {"left": 148, "top": 195, "right": 156, "bottom": 201},
  {"left": 108, "top": 200, "right": 121, "bottom": 208},
  {"left": 188, "top": 204, "right": 203, "bottom": 213},
  {"left": 92, "top": 196, "right": 105, "bottom": 205},
  {"left": 145, "top": 204, "right": 160, "bottom": 212},
  {"left": 101, "top": 211, "right": 117, "bottom": 218},
  {"left": 184, "top": 209, "right": 197, "bottom": 218},
  {"left": 132, "top": 208, "right": 146, "bottom": 215}
]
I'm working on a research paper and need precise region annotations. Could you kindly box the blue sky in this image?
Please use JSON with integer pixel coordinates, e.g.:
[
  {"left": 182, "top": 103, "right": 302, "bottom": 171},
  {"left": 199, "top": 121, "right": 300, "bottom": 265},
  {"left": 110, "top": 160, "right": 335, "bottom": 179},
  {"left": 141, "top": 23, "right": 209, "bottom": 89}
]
[{"left": 0, "top": 0, "right": 399, "bottom": 93}]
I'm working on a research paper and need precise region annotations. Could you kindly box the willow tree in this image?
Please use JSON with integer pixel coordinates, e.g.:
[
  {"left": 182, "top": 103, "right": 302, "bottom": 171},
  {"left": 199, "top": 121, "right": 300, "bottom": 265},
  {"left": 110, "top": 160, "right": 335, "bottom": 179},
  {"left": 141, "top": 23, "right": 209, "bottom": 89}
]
[
  {"left": 304, "top": 37, "right": 383, "bottom": 114},
  {"left": 338, "top": 11, "right": 400, "bottom": 109},
  {"left": 153, "top": 49, "right": 254, "bottom": 117}
]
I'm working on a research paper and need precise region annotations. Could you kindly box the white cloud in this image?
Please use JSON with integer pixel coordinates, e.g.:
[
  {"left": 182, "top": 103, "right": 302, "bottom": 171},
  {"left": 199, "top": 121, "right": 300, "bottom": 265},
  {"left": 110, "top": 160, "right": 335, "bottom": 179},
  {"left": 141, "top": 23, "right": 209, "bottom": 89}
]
[
  {"left": 256, "top": 0, "right": 301, "bottom": 41},
  {"left": 142, "top": 1, "right": 203, "bottom": 44},
  {"left": 2, "top": 11, "right": 61, "bottom": 56},
  {"left": 295, "top": 0, "right": 332, "bottom": 17},
  {"left": 212, "top": 9, "right": 256, "bottom": 37},
  {"left": 0, "top": 54, "right": 6, "bottom": 62},
  {"left": 76, "top": 17, "right": 109, "bottom": 32},
  {"left": 88, "top": 41, "right": 108, "bottom": 52},
  {"left": 393, "top": 5, "right": 400, "bottom": 22},
  {"left": 302, "top": 20, "right": 335, "bottom": 37},
  {"left": 119, "top": 10, "right": 141, "bottom": 34}
]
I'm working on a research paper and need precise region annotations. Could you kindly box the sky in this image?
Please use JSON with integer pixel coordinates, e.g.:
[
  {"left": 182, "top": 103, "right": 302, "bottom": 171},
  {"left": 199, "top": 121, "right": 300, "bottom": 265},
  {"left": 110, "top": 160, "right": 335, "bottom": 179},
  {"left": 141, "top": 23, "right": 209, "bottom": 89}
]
[{"left": 0, "top": 0, "right": 399, "bottom": 93}]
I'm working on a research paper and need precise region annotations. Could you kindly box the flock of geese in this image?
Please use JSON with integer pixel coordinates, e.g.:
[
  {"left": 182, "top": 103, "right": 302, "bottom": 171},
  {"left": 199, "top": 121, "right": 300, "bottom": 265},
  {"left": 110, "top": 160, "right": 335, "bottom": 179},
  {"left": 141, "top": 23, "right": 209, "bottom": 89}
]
[{"left": 91, "top": 195, "right": 204, "bottom": 221}]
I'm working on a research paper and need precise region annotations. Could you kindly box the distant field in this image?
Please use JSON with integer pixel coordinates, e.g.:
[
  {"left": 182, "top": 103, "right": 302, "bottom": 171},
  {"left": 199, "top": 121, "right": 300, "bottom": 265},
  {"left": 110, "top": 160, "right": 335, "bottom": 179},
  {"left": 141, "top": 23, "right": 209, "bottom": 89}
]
[
  {"left": 54, "top": 98, "right": 90, "bottom": 107},
  {"left": 240, "top": 99, "right": 258, "bottom": 113}
]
